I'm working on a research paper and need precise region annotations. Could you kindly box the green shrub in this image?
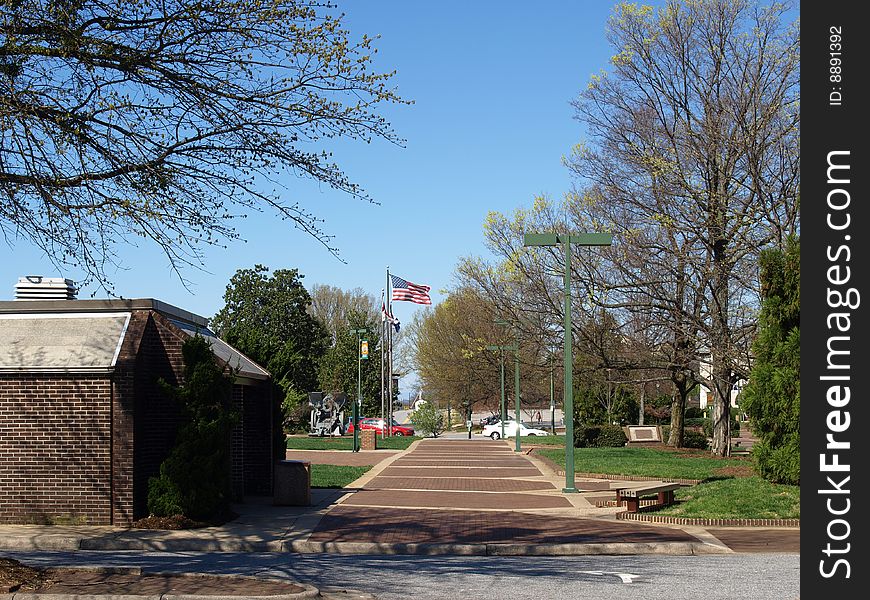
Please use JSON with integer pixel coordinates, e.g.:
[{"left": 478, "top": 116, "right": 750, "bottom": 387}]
[
  {"left": 752, "top": 435, "right": 800, "bottom": 485},
  {"left": 661, "top": 425, "right": 709, "bottom": 449},
  {"left": 574, "top": 424, "right": 627, "bottom": 448},
  {"left": 684, "top": 407, "right": 705, "bottom": 419},
  {"left": 410, "top": 401, "right": 445, "bottom": 438},
  {"left": 681, "top": 429, "right": 710, "bottom": 449},
  {"left": 147, "top": 336, "right": 238, "bottom": 521}
]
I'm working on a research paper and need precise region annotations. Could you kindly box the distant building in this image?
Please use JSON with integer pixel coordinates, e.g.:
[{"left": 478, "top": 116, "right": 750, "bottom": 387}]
[
  {"left": 0, "top": 293, "right": 274, "bottom": 526},
  {"left": 697, "top": 351, "right": 747, "bottom": 411}
]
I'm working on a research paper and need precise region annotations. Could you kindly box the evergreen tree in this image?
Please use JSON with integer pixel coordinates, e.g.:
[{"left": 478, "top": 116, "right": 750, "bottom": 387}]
[
  {"left": 741, "top": 236, "right": 800, "bottom": 484},
  {"left": 211, "top": 265, "right": 330, "bottom": 432},
  {"left": 147, "top": 336, "right": 237, "bottom": 520}
]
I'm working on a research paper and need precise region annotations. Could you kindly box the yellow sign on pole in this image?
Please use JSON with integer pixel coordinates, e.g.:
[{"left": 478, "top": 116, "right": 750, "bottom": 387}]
[{"left": 360, "top": 340, "right": 369, "bottom": 360}]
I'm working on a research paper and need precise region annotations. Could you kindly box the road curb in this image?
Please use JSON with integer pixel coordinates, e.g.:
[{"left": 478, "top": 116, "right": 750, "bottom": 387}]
[
  {"left": 1, "top": 570, "right": 321, "bottom": 600},
  {"left": 283, "top": 539, "right": 728, "bottom": 556}
]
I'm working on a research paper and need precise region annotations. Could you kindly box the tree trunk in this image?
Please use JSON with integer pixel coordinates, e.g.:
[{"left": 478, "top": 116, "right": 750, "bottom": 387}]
[
  {"left": 709, "top": 193, "right": 732, "bottom": 456},
  {"left": 710, "top": 351, "right": 733, "bottom": 456},
  {"left": 667, "top": 391, "right": 684, "bottom": 447}
]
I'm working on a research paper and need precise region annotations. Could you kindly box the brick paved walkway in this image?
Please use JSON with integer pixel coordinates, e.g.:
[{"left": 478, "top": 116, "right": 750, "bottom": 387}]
[
  {"left": 309, "top": 506, "right": 698, "bottom": 545},
  {"left": 341, "top": 489, "right": 572, "bottom": 510},
  {"left": 310, "top": 438, "right": 707, "bottom": 547},
  {"left": 366, "top": 476, "right": 554, "bottom": 492}
]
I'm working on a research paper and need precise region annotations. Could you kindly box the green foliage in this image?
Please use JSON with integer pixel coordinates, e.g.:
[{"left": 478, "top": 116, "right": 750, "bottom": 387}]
[
  {"left": 147, "top": 336, "right": 238, "bottom": 520},
  {"left": 212, "top": 265, "right": 330, "bottom": 434},
  {"left": 750, "top": 436, "right": 800, "bottom": 486},
  {"left": 316, "top": 309, "right": 383, "bottom": 417},
  {"left": 681, "top": 430, "right": 710, "bottom": 450},
  {"left": 410, "top": 402, "right": 445, "bottom": 438},
  {"left": 573, "top": 381, "right": 638, "bottom": 426},
  {"left": 573, "top": 424, "right": 627, "bottom": 448},
  {"left": 741, "top": 237, "right": 800, "bottom": 484},
  {"left": 684, "top": 407, "right": 705, "bottom": 419}
]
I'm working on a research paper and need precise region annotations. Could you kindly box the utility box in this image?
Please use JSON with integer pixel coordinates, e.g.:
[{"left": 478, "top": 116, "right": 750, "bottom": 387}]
[
  {"left": 273, "top": 460, "right": 311, "bottom": 506},
  {"left": 361, "top": 429, "right": 377, "bottom": 450}
]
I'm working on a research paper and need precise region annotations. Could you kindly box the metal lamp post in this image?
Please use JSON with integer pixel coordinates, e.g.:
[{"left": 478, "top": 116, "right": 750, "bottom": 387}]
[
  {"left": 523, "top": 232, "right": 612, "bottom": 492},
  {"left": 495, "top": 320, "right": 521, "bottom": 453},
  {"left": 350, "top": 327, "right": 369, "bottom": 452},
  {"left": 487, "top": 344, "right": 511, "bottom": 440}
]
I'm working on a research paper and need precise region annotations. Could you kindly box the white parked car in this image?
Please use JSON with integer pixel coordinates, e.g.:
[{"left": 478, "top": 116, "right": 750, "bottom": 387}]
[{"left": 482, "top": 420, "right": 549, "bottom": 440}]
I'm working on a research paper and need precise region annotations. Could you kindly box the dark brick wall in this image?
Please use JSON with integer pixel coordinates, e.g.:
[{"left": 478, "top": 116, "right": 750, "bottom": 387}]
[
  {"left": 0, "top": 374, "right": 113, "bottom": 524},
  {"left": 230, "top": 385, "right": 245, "bottom": 500},
  {"left": 241, "top": 382, "right": 273, "bottom": 496}
]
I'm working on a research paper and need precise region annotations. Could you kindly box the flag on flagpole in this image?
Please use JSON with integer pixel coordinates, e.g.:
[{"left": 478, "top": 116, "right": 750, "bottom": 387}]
[
  {"left": 390, "top": 274, "right": 431, "bottom": 305},
  {"left": 381, "top": 299, "right": 401, "bottom": 332}
]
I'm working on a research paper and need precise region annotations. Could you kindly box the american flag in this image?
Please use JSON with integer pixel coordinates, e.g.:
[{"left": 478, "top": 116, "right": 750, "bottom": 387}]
[{"left": 391, "top": 274, "right": 431, "bottom": 305}]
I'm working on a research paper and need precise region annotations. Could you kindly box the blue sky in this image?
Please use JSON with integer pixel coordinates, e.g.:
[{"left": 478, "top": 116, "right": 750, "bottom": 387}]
[{"left": 3, "top": 2, "right": 618, "bottom": 330}]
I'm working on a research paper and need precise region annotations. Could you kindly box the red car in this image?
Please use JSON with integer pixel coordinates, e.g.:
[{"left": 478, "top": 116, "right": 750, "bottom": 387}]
[{"left": 346, "top": 417, "right": 415, "bottom": 437}]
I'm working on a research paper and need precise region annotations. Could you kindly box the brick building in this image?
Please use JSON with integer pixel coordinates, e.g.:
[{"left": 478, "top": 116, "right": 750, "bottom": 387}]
[{"left": 0, "top": 296, "right": 274, "bottom": 526}]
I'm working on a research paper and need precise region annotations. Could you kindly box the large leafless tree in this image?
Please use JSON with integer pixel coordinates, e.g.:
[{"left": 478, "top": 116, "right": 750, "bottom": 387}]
[
  {"left": 1, "top": 0, "right": 408, "bottom": 289},
  {"left": 567, "top": 0, "right": 799, "bottom": 455}
]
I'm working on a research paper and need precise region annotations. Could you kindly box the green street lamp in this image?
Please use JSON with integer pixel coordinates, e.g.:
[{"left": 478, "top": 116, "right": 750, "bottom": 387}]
[
  {"left": 350, "top": 327, "right": 369, "bottom": 453},
  {"left": 486, "top": 343, "right": 513, "bottom": 441},
  {"left": 495, "top": 319, "right": 522, "bottom": 453},
  {"left": 524, "top": 232, "right": 612, "bottom": 492}
]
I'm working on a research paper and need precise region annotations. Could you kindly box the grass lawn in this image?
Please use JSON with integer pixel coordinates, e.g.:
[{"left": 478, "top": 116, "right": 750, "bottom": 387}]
[
  {"left": 536, "top": 446, "right": 753, "bottom": 480},
  {"left": 523, "top": 434, "right": 568, "bottom": 446},
  {"left": 535, "top": 445, "right": 799, "bottom": 519},
  {"left": 657, "top": 476, "right": 800, "bottom": 519},
  {"left": 310, "top": 464, "right": 371, "bottom": 488},
  {"left": 285, "top": 435, "right": 419, "bottom": 451}
]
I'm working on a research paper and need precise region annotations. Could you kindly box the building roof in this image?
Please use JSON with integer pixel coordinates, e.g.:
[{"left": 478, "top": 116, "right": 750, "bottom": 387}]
[
  {"left": 0, "top": 312, "right": 130, "bottom": 372},
  {"left": 0, "top": 298, "right": 268, "bottom": 380}
]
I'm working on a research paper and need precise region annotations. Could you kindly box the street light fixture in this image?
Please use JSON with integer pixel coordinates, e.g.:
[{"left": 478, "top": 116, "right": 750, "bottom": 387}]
[
  {"left": 495, "top": 319, "right": 522, "bottom": 453},
  {"left": 350, "top": 327, "right": 369, "bottom": 453},
  {"left": 523, "top": 232, "right": 612, "bottom": 493}
]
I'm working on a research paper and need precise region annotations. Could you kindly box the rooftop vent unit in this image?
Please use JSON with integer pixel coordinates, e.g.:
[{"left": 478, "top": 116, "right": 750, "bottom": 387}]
[{"left": 14, "top": 276, "right": 78, "bottom": 301}]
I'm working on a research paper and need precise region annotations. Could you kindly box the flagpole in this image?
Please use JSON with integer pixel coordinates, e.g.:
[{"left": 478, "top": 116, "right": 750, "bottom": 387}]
[
  {"left": 387, "top": 267, "right": 393, "bottom": 437},
  {"left": 380, "top": 288, "right": 386, "bottom": 440},
  {"left": 389, "top": 304, "right": 394, "bottom": 436}
]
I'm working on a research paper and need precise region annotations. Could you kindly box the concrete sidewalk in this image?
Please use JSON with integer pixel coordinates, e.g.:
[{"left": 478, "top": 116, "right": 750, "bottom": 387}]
[{"left": 0, "top": 438, "right": 799, "bottom": 557}]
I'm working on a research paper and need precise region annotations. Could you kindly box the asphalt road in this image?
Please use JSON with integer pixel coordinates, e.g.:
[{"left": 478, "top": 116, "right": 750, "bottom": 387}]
[{"left": 3, "top": 550, "right": 799, "bottom": 600}]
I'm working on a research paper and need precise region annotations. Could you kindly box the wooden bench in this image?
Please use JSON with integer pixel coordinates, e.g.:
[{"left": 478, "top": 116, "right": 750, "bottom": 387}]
[{"left": 613, "top": 482, "right": 682, "bottom": 512}]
